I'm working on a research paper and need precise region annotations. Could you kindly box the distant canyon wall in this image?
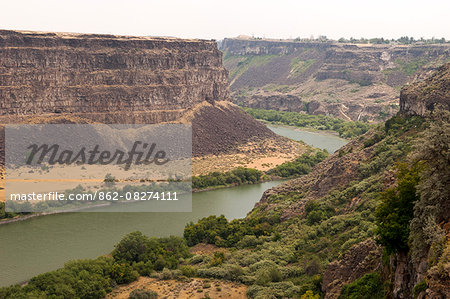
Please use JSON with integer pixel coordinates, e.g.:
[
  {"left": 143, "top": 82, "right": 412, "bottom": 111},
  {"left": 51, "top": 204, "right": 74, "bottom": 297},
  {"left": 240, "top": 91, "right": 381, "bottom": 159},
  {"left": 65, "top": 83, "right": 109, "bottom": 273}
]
[{"left": 220, "top": 38, "right": 450, "bottom": 122}]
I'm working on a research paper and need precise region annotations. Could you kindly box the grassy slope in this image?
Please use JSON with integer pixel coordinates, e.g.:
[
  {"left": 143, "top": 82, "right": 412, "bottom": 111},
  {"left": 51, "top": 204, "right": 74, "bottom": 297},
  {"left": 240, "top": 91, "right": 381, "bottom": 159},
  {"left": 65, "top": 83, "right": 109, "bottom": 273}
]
[{"left": 181, "top": 115, "right": 425, "bottom": 298}]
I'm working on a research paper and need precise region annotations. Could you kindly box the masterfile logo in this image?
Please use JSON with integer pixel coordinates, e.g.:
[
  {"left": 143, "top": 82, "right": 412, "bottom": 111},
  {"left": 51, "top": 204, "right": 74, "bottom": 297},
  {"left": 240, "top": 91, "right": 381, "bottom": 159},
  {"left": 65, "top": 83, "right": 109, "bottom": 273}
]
[{"left": 4, "top": 124, "right": 192, "bottom": 213}]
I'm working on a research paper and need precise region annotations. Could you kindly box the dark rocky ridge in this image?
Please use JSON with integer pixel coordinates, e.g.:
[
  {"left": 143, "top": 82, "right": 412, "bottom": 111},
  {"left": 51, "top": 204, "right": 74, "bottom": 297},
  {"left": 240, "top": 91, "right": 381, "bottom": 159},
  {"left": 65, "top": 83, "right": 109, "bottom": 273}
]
[{"left": 191, "top": 102, "right": 277, "bottom": 156}]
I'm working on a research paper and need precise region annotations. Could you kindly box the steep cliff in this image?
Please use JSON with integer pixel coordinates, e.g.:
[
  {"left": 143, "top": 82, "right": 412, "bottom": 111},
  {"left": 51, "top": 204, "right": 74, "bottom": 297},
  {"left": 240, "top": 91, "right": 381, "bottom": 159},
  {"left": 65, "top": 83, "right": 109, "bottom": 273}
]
[
  {"left": 400, "top": 63, "right": 450, "bottom": 116},
  {"left": 220, "top": 38, "right": 450, "bottom": 122},
  {"left": 0, "top": 30, "right": 302, "bottom": 162},
  {"left": 0, "top": 30, "right": 229, "bottom": 119}
]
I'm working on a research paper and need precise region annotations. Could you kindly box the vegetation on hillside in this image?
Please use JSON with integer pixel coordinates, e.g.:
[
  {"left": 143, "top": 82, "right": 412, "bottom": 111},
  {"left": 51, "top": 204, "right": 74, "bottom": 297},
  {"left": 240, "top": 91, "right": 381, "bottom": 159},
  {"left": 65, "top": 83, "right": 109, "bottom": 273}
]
[
  {"left": 2, "top": 111, "right": 447, "bottom": 298},
  {"left": 225, "top": 53, "right": 277, "bottom": 80},
  {"left": 267, "top": 151, "right": 328, "bottom": 178},
  {"left": 375, "top": 164, "right": 420, "bottom": 254},
  {"left": 338, "top": 273, "right": 385, "bottom": 299},
  {"left": 243, "top": 107, "right": 371, "bottom": 139}
]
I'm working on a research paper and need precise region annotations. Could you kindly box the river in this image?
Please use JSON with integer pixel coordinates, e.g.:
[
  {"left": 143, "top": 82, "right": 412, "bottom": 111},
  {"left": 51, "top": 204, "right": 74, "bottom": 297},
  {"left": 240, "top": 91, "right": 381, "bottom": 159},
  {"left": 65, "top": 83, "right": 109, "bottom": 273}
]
[
  {"left": 266, "top": 124, "right": 347, "bottom": 153},
  {"left": 0, "top": 125, "right": 347, "bottom": 287}
]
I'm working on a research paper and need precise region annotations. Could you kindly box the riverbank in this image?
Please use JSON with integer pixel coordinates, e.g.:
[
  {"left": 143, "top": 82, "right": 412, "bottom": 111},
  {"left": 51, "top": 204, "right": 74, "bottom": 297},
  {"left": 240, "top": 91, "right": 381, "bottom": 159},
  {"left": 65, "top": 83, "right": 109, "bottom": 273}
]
[
  {"left": 243, "top": 107, "right": 371, "bottom": 139},
  {"left": 0, "top": 124, "right": 347, "bottom": 286},
  {"left": 0, "top": 180, "right": 284, "bottom": 287},
  {"left": 0, "top": 124, "right": 341, "bottom": 226},
  {"left": 0, "top": 202, "right": 113, "bottom": 225},
  {"left": 259, "top": 119, "right": 342, "bottom": 137}
]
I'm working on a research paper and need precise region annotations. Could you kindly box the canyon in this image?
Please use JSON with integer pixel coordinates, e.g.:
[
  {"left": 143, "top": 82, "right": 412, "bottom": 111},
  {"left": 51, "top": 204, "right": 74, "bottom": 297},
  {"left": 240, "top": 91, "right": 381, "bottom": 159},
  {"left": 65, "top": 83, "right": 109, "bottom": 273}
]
[
  {"left": 220, "top": 37, "right": 449, "bottom": 122},
  {"left": 0, "top": 30, "right": 305, "bottom": 179},
  {"left": 253, "top": 63, "right": 449, "bottom": 298}
]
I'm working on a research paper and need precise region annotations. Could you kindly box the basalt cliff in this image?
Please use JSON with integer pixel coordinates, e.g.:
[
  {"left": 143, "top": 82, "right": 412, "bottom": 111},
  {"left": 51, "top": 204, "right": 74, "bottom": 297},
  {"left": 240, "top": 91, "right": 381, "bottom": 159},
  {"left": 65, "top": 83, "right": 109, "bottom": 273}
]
[
  {"left": 219, "top": 38, "right": 450, "bottom": 122},
  {"left": 0, "top": 30, "right": 304, "bottom": 177}
]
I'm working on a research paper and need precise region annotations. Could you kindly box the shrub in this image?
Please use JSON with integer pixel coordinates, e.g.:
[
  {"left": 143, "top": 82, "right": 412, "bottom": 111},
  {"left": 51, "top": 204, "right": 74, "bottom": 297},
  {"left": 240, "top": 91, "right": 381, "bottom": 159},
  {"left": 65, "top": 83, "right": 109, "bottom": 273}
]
[
  {"left": 413, "top": 280, "right": 427, "bottom": 298},
  {"left": 132, "top": 261, "right": 153, "bottom": 276},
  {"left": 339, "top": 273, "right": 384, "bottom": 299},
  {"left": 267, "top": 151, "right": 328, "bottom": 178},
  {"left": 192, "top": 167, "right": 263, "bottom": 189},
  {"left": 161, "top": 268, "right": 172, "bottom": 280},
  {"left": 110, "top": 263, "right": 139, "bottom": 284},
  {"left": 184, "top": 214, "right": 278, "bottom": 247},
  {"left": 179, "top": 265, "right": 197, "bottom": 277},
  {"left": 363, "top": 133, "right": 384, "bottom": 148},
  {"left": 305, "top": 201, "right": 335, "bottom": 225},
  {"left": 237, "top": 235, "right": 264, "bottom": 248},
  {"left": 129, "top": 289, "right": 158, "bottom": 299},
  {"left": 0, "top": 257, "right": 117, "bottom": 298},
  {"left": 112, "top": 232, "right": 190, "bottom": 269},
  {"left": 210, "top": 252, "right": 225, "bottom": 267},
  {"left": 301, "top": 290, "right": 320, "bottom": 298},
  {"left": 375, "top": 165, "right": 420, "bottom": 254}
]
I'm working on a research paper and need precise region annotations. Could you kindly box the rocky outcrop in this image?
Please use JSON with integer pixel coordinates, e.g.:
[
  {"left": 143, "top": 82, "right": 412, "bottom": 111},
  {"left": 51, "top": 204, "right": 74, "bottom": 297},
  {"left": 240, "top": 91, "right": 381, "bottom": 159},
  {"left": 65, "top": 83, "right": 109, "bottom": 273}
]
[
  {"left": 257, "top": 130, "right": 374, "bottom": 220},
  {"left": 400, "top": 63, "right": 450, "bottom": 116},
  {"left": 220, "top": 38, "right": 450, "bottom": 122},
  {"left": 0, "top": 30, "right": 296, "bottom": 159},
  {"left": 322, "top": 239, "right": 382, "bottom": 299},
  {"left": 190, "top": 101, "right": 277, "bottom": 156}
]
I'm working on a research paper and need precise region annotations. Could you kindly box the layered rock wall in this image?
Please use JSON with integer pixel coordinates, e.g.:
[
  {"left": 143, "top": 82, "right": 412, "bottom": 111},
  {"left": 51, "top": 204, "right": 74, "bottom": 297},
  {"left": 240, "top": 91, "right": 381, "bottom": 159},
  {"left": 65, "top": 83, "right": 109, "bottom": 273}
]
[
  {"left": 400, "top": 62, "right": 450, "bottom": 116},
  {"left": 220, "top": 38, "right": 450, "bottom": 121},
  {"left": 0, "top": 30, "right": 230, "bottom": 122}
]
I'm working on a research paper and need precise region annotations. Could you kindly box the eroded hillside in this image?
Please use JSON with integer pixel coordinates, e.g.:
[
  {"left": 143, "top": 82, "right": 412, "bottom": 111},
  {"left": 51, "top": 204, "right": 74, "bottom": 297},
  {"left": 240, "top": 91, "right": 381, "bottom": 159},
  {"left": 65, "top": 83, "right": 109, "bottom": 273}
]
[
  {"left": 220, "top": 38, "right": 449, "bottom": 122},
  {"left": 177, "top": 64, "right": 449, "bottom": 298}
]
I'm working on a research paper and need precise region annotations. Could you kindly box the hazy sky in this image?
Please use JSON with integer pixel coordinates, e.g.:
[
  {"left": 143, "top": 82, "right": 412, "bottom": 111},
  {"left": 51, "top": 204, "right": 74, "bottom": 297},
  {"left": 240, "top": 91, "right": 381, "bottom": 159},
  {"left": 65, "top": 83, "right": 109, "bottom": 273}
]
[{"left": 1, "top": 0, "right": 449, "bottom": 40}]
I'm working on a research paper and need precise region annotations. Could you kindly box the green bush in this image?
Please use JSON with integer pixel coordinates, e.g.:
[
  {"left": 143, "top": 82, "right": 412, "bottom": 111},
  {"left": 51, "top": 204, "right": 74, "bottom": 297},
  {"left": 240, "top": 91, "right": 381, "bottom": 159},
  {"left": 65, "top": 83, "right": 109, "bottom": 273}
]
[
  {"left": 184, "top": 214, "right": 279, "bottom": 247},
  {"left": 267, "top": 151, "right": 328, "bottom": 178},
  {"left": 375, "top": 164, "right": 420, "bottom": 254},
  {"left": 179, "top": 265, "right": 197, "bottom": 277},
  {"left": 363, "top": 132, "right": 385, "bottom": 148},
  {"left": 0, "top": 257, "right": 117, "bottom": 298},
  {"left": 339, "top": 273, "right": 384, "bottom": 299},
  {"left": 210, "top": 252, "right": 225, "bottom": 267},
  {"left": 110, "top": 262, "right": 139, "bottom": 284},
  {"left": 305, "top": 201, "right": 335, "bottom": 225},
  {"left": 132, "top": 261, "right": 154, "bottom": 276},
  {"left": 112, "top": 232, "right": 190, "bottom": 269},
  {"left": 192, "top": 167, "right": 263, "bottom": 189}
]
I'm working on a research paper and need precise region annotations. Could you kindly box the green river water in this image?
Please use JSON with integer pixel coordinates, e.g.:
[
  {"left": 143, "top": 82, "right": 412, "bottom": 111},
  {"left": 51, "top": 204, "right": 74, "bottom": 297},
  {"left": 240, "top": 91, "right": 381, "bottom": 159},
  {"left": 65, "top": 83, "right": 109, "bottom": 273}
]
[{"left": 0, "top": 125, "right": 347, "bottom": 286}]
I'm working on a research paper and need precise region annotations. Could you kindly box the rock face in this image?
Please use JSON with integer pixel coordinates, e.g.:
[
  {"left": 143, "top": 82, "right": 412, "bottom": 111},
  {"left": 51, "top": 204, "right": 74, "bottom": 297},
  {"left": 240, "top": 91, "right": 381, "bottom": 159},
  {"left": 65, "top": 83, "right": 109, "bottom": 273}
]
[
  {"left": 400, "top": 62, "right": 450, "bottom": 116},
  {"left": 322, "top": 239, "right": 382, "bottom": 299},
  {"left": 0, "top": 30, "right": 229, "bottom": 121},
  {"left": 190, "top": 101, "right": 277, "bottom": 156},
  {"left": 220, "top": 38, "right": 450, "bottom": 122},
  {"left": 0, "top": 30, "right": 291, "bottom": 159}
]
